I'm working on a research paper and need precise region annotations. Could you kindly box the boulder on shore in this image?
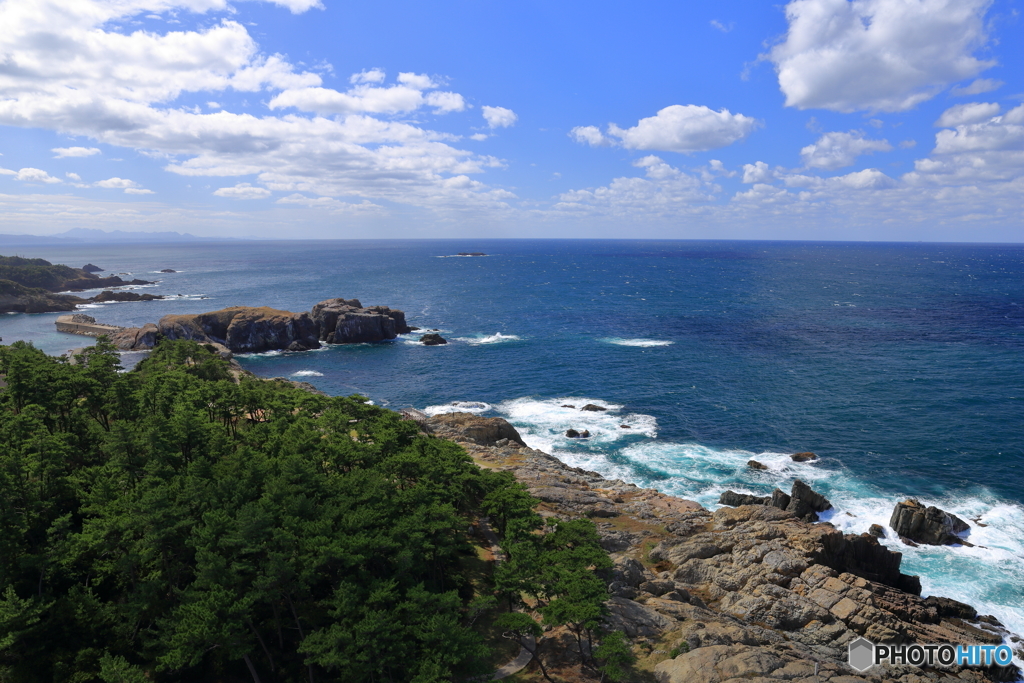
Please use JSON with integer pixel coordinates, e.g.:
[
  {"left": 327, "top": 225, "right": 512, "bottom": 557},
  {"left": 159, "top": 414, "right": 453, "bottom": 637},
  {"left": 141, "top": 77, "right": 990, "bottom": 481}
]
[
  {"left": 889, "top": 499, "right": 971, "bottom": 546},
  {"left": 311, "top": 298, "right": 411, "bottom": 344},
  {"left": 422, "top": 412, "right": 527, "bottom": 447},
  {"left": 718, "top": 479, "right": 832, "bottom": 522}
]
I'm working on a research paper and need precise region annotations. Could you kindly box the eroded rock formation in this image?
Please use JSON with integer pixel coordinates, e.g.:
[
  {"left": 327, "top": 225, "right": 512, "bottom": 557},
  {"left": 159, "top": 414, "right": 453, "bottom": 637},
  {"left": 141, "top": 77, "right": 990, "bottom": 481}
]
[
  {"left": 890, "top": 498, "right": 972, "bottom": 546},
  {"left": 423, "top": 413, "right": 1018, "bottom": 683},
  {"left": 311, "top": 298, "right": 411, "bottom": 344}
]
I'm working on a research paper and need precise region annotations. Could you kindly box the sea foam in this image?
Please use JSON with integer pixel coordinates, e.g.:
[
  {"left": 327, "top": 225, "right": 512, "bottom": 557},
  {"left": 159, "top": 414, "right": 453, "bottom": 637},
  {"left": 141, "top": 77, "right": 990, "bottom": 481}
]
[
  {"left": 291, "top": 370, "right": 324, "bottom": 377},
  {"left": 454, "top": 333, "right": 521, "bottom": 345},
  {"left": 490, "top": 395, "right": 1024, "bottom": 648},
  {"left": 602, "top": 337, "right": 674, "bottom": 347}
]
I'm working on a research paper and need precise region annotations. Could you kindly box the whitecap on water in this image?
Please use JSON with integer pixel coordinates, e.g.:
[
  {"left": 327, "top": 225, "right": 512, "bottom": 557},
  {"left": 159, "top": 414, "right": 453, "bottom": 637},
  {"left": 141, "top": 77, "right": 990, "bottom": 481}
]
[
  {"left": 291, "top": 370, "right": 323, "bottom": 377},
  {"left": 602, "top": 337, "right": 673, "bottom": 347},
  {"left": 494, "top": 397, "right": 657, "bottom": 455},
  {"left": 454, "top": 333, "right": 521, "bottom": 345},
  {"left": 423, "top": 401, "right": 493, "bottom": 416}
]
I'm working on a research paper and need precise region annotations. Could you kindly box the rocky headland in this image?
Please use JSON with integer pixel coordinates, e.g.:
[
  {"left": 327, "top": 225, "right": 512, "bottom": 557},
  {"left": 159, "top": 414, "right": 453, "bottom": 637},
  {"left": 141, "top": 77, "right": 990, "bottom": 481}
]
[
  {"left": 0, "top": 255, "right": 156, "bottom": 312},
  {"left": 420, "top": 411, "right": 1020, "bottom": 682},
  {"left": 87, "top": 298, "right": 412, "bottom": 353}
]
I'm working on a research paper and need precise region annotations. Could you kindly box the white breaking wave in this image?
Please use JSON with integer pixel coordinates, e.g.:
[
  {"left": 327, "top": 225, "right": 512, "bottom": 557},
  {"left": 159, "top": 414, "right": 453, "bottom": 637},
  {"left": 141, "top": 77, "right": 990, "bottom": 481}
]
[
  {"left": 454, "top": 333, "right": 521, "bottom": 345},
  {"left": 496, "top": 397, "right": 657, "bottom": 455},
  {"left": 291, "top": 370, "right": 323, "bottom": 377},
  {"left": 423, "top": 401, "right": 493, "bottom": 416},
  {"left": 602, "top": 337, "right": 674, "bottom": 347},
  {"left": 488, "top": 395, "right": 1024, "bottom": 647}
]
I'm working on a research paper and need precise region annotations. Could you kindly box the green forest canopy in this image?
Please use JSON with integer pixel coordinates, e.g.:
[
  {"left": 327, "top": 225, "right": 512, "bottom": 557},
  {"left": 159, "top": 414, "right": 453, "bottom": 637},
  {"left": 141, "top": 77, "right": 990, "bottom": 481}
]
[{"left": 0, "top": 339, "right": 615, "bottom": 683}]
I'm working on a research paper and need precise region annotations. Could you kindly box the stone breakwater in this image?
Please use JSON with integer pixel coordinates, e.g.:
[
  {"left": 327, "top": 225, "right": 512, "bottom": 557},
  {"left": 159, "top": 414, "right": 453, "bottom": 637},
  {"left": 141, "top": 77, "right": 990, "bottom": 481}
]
[
  {"left": 420, "top": 411, "right": 1022, "bottom": 682},
  {"left": 55, "top": 298, "right": 412, "bottom": 353}
]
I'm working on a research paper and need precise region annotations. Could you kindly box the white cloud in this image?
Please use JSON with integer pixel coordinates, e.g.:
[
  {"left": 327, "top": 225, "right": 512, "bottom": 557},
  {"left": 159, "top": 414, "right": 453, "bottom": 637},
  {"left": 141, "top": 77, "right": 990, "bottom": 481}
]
[
  {"left": 482, "top": 106, "right": 517, "bottom": 129},
  {"left": 0, "top": 1, "right": 515, "bottom": 216},
  {"left": 350, "top": 68, "right": 386, "bottom": 85},
  {"left": 569, "top": 125, "right": 610, "bottom": 147},
  {"left": 52, "top": 146, "right": 101, "bottom": 158},
  {"left": 267, "top": 0, "right": 324, "bottom": 13},
  {"left": 8, "top": 167, "right": 62, "bottom": 183},
  {"left": 935, "top": 102, "right": 1001, "bottom": 127},
  {"left": 469, "top": 133, "right": 489, "bottom": 141},
  {"left": 124, "top": 187, "right": 155, "bottom": 194},
  {"left": 742, "top": 161, "right": 775, "bottom": 183},
  {"left": 554, "top": 155, "right": 718, "bottom": 217},
  {"left": 710, "top": 19, "right": 734, "bottom": 32},
  {"left": 66, "top": 172, "right": 82, "bottom": 181},
  {"left": 950, "top": 78, "right": 1004, "bottom": 97},
  {"left": 904, "top": 104, "right": 1024, "bottom": 184},
  {"left": 269, "top": 71, "right": 465, "bottom": 116},
  {"left": 214, "top": 183, "right": 271, "bottom": 199},
  {"left": 580, "top": 105, "right": 758, "bottom": 154},
  {"left": 276, "top": 194, "right": 384, "bottom": 213},
  {"left": 800, "top": 130, "right": 892, "bottom": 170},
  {"left": 94, "top": 177, "right": 139, "bottom": 189},
  {"left": 397, "top": 72, "right": 436, "bottom": 90},
  {"left": 768, "top": 0, "right": 995, "bottom": 112},
  {"left": 425, "top": 91, "right": 467, "bottom": 114}
]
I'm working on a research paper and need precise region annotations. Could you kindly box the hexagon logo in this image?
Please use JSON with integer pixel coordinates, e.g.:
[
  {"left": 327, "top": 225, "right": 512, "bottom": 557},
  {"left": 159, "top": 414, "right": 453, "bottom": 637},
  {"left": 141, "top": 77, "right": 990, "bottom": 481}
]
[{"left": 848, "top": 637, "right": 875, "bottom": 672}]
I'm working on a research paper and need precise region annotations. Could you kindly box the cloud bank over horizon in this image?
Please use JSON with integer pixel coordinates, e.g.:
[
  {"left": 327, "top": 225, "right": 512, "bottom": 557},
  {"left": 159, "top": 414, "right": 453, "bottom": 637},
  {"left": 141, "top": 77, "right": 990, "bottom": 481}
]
[{"left": 0, "top": 0, "right": 1019, "bottom": 241}]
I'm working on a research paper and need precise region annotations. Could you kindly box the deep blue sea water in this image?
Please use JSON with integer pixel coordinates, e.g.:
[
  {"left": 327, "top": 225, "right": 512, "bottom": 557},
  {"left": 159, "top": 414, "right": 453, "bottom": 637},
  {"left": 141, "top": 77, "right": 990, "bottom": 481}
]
[{"left": 3, "top": 239, "right": 1023, "bottom": 641}]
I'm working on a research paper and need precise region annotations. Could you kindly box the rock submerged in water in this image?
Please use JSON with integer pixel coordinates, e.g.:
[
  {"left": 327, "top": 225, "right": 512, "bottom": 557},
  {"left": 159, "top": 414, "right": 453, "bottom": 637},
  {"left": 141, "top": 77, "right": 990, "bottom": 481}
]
[
  {"left": 868, "top": 523, "right": 886, "bottom": 538},
  {"left": 82, "top": 264, "right": 103, "bottom": 272},
  {"left": 160, "top": 268, "right": 176, "bottom": 273},
  {"left": 581, "top": 404, "right": 606, "bottom": 412},
  {"left": 889, "top": 498, "right": 972, "bottom": 546},
  {"left": 791, "top": 451, "right": 818, "bottom": 462},
  {"left": 419, "top": 333, "right": 447, "bottom": 345},
  {"left": 747, "top": 460, "right": 768, "bottom": 470}
]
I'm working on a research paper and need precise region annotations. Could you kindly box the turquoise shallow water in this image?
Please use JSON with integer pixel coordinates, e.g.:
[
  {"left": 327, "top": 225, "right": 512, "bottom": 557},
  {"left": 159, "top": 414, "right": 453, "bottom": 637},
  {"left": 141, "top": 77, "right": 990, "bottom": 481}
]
[{"left": 2, "top": 238, "right": 1023, "bottom": 639}]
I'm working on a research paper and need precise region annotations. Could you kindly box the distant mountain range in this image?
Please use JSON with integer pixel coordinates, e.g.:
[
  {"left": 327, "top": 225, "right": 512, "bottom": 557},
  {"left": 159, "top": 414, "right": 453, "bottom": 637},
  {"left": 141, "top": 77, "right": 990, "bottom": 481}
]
[{"left": 0, "top": 229, "right": 234, "bottom": 244}]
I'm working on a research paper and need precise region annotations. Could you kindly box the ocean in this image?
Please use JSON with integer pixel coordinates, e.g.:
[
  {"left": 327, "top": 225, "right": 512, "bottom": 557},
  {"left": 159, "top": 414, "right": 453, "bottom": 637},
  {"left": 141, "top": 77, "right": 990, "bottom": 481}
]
[{"left": 3, "top": 238, "right": 1023, "bottom": 641}]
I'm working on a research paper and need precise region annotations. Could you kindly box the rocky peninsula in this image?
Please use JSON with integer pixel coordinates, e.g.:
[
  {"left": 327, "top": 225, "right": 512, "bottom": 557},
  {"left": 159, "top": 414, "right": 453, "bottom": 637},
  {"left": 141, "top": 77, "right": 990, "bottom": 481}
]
[
  {"left": 0, "top": 255, "right": 156, "bottom": 312},
  {"left": 422, "top": 411, "right": 1020, "bottom": 682}
]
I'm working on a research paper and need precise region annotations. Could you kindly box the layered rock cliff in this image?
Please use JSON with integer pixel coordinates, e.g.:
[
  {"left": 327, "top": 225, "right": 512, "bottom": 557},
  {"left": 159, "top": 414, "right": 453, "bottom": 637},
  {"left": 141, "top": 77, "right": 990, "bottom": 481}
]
[
  {"left": 158, "top": 306, "right": 321, "bottom": 353},
  {"left": 421, "top": 411, "right": 1021, "bottom": 683}
]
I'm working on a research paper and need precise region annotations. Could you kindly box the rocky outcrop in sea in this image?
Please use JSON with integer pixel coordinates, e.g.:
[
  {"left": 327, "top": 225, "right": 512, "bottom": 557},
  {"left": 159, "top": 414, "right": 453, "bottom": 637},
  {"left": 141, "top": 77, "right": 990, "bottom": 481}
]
[
  {"left": 99, "top": 298, "right": 412, "bottom": 352},
  {"left": 419, "top": 411, "right": 1021, "bottom": 682}
]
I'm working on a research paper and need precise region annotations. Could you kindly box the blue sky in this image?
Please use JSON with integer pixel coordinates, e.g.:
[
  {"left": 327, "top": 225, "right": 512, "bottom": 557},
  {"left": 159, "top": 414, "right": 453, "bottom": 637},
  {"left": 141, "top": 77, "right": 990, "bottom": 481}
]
[{"left": 0, "top": 0, "right": 1021, "bottom": 240}]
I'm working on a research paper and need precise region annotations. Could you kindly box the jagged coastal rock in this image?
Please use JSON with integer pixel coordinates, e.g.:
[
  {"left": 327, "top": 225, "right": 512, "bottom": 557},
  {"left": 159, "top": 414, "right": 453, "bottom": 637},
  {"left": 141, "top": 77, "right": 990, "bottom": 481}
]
[
  {"left": 890, "top": 498, "right": 972, "bottom": 546},
  {"left": 91, "top": 290, "right": 164, "bottom": 302},
  {"left": 418, "top": 413, "right": 1019, "bottom": 682},
  {"left": 85, "top": 298, "right": 413, "bottom": 352},
  {"left": 81, "top": 264, "right": 103, "bottom": 272},
  {"left": 311, "top": 298, "right": 411, "bottom": 344},
  {"left": 159, "top": 307, "right": 321, "bottom": 353},
  {"left": 419, "top": 333, "right": 447, "bottom": 345},
  {"left": 719, "top": 479, "right": 833, "bottom": 522}
]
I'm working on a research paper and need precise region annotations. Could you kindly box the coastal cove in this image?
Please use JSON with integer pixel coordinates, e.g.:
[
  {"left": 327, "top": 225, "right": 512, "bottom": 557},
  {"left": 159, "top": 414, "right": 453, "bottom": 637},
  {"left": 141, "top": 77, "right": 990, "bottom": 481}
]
[{"left": 3, "top": 238, "right": 1023, "bottom": 644}]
